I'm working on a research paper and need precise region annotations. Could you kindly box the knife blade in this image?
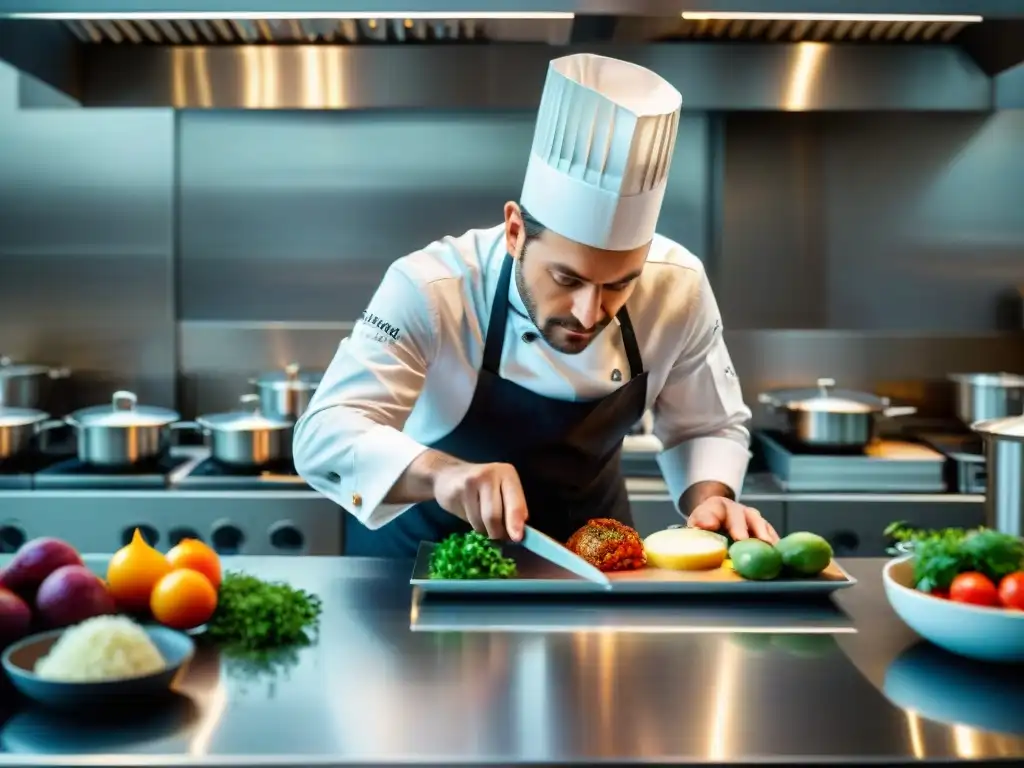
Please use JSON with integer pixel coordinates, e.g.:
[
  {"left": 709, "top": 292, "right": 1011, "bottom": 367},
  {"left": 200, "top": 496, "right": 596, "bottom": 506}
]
[{"left": 518, "top": 526, "right": 612, "bottom": 589}]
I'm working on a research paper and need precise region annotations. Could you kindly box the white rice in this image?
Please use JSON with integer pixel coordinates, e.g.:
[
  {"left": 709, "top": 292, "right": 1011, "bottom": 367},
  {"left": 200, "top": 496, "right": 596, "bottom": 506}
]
[{"left": 35, "top": 615, "right": 166, "bottom": 682}]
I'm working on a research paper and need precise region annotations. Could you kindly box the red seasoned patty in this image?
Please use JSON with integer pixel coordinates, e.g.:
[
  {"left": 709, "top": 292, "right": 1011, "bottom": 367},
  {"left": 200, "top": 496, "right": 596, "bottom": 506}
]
[{"left": 566, "top": 518, "right": 647, "bottom": 572}]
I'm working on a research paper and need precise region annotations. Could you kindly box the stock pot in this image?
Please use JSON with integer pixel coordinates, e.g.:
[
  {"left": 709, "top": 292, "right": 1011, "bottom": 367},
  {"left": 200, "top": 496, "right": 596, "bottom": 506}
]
[
  {"left": 972, "top": 414, "right": 1024, "bottom": 538},
  {"left": 758, "top": 377, "right": 917, "bottom": 449},
  {"left": 0, "top": 355, "right": 70, "bottom": 409},
  {"left": 949, "top": 373, "right": 1024, "bottom": 426},
  {"left": 66, "top": 391, "right": 181, "bottom": 467},
  {"left": 0, "top": 408, "right": 62, "bottom": 461},
  {"left": 195, "top": 394, "right": 294, "bottom": 468},
  {"left": 251, "top": 363, "right": 322, "bottom": 421}
]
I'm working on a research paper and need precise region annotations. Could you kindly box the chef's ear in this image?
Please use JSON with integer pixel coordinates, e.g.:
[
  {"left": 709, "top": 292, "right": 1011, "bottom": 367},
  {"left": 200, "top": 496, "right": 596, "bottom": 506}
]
[{"left": 503, "top": 201, "right": 527, "bottom": 259}]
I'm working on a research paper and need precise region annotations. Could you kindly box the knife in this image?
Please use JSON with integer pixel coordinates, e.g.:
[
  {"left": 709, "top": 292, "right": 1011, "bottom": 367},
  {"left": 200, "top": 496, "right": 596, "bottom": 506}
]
[{"left": 518, "top": 526, "right": 612, "bottom": 589}]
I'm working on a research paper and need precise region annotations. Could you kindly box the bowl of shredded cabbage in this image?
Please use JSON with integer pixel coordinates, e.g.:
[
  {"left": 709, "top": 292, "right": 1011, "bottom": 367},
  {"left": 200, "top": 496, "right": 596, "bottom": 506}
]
[{"left": 2, "top": 614, "right": 194, "bottom": 711}]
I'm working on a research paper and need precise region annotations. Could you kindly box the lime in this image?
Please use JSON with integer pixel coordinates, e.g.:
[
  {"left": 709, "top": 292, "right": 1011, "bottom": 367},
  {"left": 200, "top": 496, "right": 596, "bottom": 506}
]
[
  {"left": 774, "top": 532, "right": 833, "bottom": 577},
  {"left": 728, "top": 538, "right": 783, "bottom": 580}
]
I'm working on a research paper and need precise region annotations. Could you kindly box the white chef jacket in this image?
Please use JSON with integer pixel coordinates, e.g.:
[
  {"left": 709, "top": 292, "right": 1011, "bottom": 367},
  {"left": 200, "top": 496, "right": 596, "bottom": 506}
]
[{"left": 293, "top": 224, "right": 752, "bottom": 529}]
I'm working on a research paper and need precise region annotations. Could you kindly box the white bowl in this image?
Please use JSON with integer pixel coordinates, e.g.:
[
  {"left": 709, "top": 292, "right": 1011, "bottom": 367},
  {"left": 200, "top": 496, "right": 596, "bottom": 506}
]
[{"left": 883, "top": 555, "right": 1024, "bottom": 664}]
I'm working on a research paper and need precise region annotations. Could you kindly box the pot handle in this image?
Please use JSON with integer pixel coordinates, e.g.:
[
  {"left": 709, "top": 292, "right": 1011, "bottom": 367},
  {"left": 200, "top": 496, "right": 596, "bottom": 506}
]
[
  {"left": 47, "top": 367, "right": 71, "bottom": 380},
  {"left": 240, "top": 393, "right": 261, "bottom": 412},
  {"left": 882, "top": 406, "right": 917, "bottom": 418},
  {"left": 112, "top": 390, "right": 138, "bottom": 411}
]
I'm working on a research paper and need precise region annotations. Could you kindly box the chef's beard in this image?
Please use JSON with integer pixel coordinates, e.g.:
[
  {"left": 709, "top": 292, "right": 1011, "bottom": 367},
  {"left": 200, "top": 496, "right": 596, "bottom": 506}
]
[{"left": 515, "top": 257, "right": 611, "bottom": 355}]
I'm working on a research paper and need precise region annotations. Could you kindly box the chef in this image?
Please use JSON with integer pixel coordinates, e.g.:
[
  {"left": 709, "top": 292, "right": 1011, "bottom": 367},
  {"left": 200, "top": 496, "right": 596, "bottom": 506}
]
[{"left": 293, "top": 53, "right": 777, "bottom": 558}]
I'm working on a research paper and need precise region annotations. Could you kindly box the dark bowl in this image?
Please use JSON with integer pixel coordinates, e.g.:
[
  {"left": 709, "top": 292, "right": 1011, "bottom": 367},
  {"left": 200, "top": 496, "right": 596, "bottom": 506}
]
[{"left": 1, "top": 624, "right": 195, "bottom": 712}]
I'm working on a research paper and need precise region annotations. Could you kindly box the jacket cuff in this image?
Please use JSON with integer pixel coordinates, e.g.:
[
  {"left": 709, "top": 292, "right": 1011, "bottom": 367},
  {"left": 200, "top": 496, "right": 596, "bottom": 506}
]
[
  {"left": 656, "top": 436, "right": 752, "bottom": 511},
  {"left": 342, "top": 424, "right": 430, "bottom": 529}
]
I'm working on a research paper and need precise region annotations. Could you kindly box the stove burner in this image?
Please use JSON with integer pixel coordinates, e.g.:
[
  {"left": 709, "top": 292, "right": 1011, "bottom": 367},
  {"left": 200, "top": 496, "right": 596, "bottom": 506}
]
[
  {"left": 757, "top": 430, "right": 867, "bottom": 456},
  {"left": 0, "top": 451, "right": 77, "bottom": 490},
  {"left": 756, "top": 430, "right": 946, "bottom": 493},
  {"left": 33, "top": 454, "right": 193, "bottom": 490},
  {"left": 187, "top": 458, "right": 298, "bottom": 477},
  {"left": 174, "top": 458, "right": 306, "bottom": 491},
  {"left": 913, "top": 431, "right": 986, "bottom": 495}
]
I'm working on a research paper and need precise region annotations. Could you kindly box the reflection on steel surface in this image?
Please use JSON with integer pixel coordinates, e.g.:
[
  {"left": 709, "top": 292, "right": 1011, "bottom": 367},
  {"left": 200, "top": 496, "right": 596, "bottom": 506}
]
[
  {"left": 79, "top": 43, "right": 992, "bottom": 111},
  {"left": 0, "top": 556, "right": 1022, "bottom": 763}
]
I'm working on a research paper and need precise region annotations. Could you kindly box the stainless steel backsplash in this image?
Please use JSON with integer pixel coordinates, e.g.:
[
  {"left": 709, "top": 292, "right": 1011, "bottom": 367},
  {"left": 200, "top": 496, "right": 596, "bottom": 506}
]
[{"left": 1, "top": 61, "right": 1022, "bottom": 419}]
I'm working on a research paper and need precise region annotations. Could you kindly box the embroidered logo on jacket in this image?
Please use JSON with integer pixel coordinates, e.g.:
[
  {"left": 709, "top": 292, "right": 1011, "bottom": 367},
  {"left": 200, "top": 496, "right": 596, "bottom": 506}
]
[{"left": 359, "top": 311, "right": 402, "bottom": 342}]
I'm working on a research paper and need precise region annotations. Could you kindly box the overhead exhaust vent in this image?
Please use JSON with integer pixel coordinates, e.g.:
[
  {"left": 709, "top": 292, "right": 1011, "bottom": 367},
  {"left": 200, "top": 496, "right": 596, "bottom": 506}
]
[{"left": 60, "top": 17, "right": 572, "bottom": 45}]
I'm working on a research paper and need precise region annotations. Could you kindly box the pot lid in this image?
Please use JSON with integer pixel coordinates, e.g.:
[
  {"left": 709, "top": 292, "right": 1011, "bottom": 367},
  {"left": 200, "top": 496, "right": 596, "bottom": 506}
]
[
  {"left": 255, "top": 363, "right": 323, "bottom": 391},
  {"left": 0, "top": 355, "right": 50, "bottom": 378},
  {"left": 759, "top": 377, "right": 886, "bottom": 414},
  {"left": 0, "top": 407, "right": 49, "bottom": 428},
  {"left": 69, "top": 391, "right": 180, "bottom": 428},
  {"left": 198, "top": 394, "right": 293, "bottom": 432},
  {"left": 949, "top": 372, "right": 1024, "bottom": 387},
  {"left": 973, "top": 415, "right": 1024, "bottom": 441}
]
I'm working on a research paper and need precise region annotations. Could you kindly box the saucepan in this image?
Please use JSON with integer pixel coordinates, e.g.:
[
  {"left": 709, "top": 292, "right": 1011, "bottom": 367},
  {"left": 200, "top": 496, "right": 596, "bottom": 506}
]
[
  {"left": 0, "top": 408, "right": 65, "bottom": 462},
  {"left": 191, "top": 394, "right": 295, "bottom": 468},
  {"left": 65, "top": 391, "right": 183, "bottom": 467},
  {"left": 249, "top": 363, "right": 323, "bottom": 421},
  {"left": 758, "top": 377, "right": 917, "bottom": 450},
  {"left": 0, "top": 355, "right": 71, "bottom": 410}
]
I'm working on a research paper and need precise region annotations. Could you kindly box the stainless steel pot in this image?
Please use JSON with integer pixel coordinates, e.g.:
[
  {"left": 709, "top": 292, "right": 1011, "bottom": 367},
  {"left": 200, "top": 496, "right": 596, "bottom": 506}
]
[
  {"left": 758, "top": 377, "right": 917, "bottom": 449},
  {"left": 196, "top": 394, "right": 294, "bottom": 468},
  {"left": 0, "top": 408, "right": 63, "bottom": 461},
  {"left": 949, "top": 372, "right": 1024, "bottom": 426},
  {"left": 251, "top": 363, "right": 322, "bottom": 421},
  {"left": 66, "top": 391, "right": 181, "bottom": 467},
  {"left": 972, "top": 415, "right": 1024, "bottom": 537},
  {"left": 0, "top": 355, "right": 71, "bottom": 409}
]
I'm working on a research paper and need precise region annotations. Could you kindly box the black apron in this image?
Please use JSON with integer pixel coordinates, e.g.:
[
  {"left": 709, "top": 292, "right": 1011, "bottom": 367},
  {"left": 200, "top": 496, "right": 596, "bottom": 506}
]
[{"left": 343, "top": 253, "right": 649, "bottom": 558}]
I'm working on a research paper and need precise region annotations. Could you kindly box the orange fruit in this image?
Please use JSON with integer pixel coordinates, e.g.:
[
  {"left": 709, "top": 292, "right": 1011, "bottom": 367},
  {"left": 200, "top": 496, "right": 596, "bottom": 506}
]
[
  {"left": 166, "top": 539, "right": 222, "bottom": 590},
  {"left": 106, "top": 528, "right": 172, "bottom": 614},
  {"left": 150, "top": 569, "right": 218, "bottom": 631}
]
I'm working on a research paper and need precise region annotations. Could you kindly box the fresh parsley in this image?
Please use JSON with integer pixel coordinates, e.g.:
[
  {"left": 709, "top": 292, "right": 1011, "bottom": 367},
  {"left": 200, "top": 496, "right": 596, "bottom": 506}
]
[
  {"left": 428, "top": 531, "right": 518, "bottom": 580},
  {"left": 205, "top": 571, "right": 323, "bottom": 653},
  {"left": 884, "top": 522, "right": 1024, "bottom": 593}
]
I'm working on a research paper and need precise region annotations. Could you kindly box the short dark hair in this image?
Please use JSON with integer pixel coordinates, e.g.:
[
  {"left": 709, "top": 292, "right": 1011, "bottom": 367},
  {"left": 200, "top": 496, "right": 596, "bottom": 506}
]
[{"left": 519, "top": 204, "right": 547, "bottom": 248}]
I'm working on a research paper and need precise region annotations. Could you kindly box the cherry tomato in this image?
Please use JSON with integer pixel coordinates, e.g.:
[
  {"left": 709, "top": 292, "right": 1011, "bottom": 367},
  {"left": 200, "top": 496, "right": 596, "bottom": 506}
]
[
  {"left": 949, "top": 572, "right": 1000, "bottom": 607},
  {"left": 998, "top": 572, "right": 1024, "bottom": 611},
  {"left": 929, "top": 589, "right": 949, "bottom": 600}
]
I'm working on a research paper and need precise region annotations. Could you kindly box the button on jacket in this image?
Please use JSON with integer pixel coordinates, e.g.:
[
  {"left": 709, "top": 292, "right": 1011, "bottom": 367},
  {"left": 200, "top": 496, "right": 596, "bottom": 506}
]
[{"left": 293, "top": 223, "right": 753, "bottom": 529}]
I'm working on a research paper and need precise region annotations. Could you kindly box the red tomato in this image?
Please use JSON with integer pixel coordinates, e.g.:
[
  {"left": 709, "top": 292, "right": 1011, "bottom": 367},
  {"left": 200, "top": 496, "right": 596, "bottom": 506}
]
[
  {"left": 998, "top": 572, "right": 1024, "bottom": 611},
  {"left": 929, "top": 589, "right": 949, "bottom": 600},
  {"left": 949, "top": 572, "right": 1000, "bottom": 607}
]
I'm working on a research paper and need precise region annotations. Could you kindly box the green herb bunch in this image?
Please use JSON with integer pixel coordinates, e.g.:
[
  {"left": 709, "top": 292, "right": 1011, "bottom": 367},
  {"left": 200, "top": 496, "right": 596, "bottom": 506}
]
[
  {"left": 206, "top": 571, "right": 323, "bottom": 653},
  {"left": 884, "top": 522, "right": 1024, "bottom": 593},
  {"left": 428, "top": 531, "right": 518, "bottom": 580}
]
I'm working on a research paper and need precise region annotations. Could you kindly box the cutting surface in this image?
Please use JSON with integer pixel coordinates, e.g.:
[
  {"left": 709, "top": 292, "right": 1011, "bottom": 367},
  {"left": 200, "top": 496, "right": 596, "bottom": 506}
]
[
  {"left": 0, "top": 555, "right": 1022, "bottom": 766},
  {"left": 411, "top": 543, "right": 855, "bottom": 595}
]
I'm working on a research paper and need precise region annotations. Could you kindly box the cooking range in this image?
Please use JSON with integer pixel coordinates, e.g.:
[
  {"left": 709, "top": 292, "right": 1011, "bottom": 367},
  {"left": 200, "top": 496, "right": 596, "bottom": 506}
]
[
  {"left": 0, "top": 366, "right": 341, "bottom": 557},
  {"left": 756, "top": 377, "right": 991, "bottom": 494}
]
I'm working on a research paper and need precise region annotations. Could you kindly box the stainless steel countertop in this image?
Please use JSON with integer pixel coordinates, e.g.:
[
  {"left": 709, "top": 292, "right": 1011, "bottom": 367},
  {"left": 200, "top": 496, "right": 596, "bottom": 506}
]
[{"left": 1, "top": 556, "right": 1021, "bottom": 766}]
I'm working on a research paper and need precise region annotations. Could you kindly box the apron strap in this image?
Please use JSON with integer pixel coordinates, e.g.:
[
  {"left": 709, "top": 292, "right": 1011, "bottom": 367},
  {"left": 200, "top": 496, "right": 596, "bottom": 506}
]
[
  {"left": 616, "top": 306, "right": 645, "bottom": 379},
  {"left": 482, "top": 254, "right": 645, "bottom": 379},
  {"left": 481, "top": 254, "right": 515, "bottom": 375}
]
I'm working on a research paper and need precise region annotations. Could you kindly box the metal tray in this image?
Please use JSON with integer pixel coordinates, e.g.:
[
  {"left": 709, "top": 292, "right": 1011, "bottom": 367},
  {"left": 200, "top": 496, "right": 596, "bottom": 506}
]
[
  {"left": 410, "top": 592, "right": 858, "bottom": 634},
  {"left": 410, "top": 543, "right": 858, "bottom": 597}
]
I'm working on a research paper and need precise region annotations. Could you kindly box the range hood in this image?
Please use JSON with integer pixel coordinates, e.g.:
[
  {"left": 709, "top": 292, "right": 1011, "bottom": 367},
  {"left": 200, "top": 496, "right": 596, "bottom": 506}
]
[{"left": 1, "top": 3, "right": 1023, "bottom": 112}]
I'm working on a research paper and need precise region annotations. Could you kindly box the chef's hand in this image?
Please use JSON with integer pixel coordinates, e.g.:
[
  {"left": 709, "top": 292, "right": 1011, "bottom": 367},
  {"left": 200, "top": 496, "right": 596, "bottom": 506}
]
[
  {"left": 688, "top": 496, "right": 779, "bottom": 543},
  {"left": 433, "top": 461, "right": 529, "bottom": 542}
]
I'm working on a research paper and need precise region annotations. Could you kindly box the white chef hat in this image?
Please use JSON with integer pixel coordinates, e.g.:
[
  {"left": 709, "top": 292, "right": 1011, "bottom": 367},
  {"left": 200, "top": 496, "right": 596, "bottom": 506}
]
[{"left": 521, "top": 53, "right": 682, "bottom": 252}]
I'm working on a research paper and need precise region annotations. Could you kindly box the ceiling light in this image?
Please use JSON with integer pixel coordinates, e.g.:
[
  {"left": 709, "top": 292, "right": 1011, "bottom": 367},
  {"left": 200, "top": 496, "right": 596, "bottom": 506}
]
[
  {"left": 8, "top": 11, "right": 574, "bottom": 20},
  {"left": 681, "top": 12, "right": 982, "bottom": 23}
]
